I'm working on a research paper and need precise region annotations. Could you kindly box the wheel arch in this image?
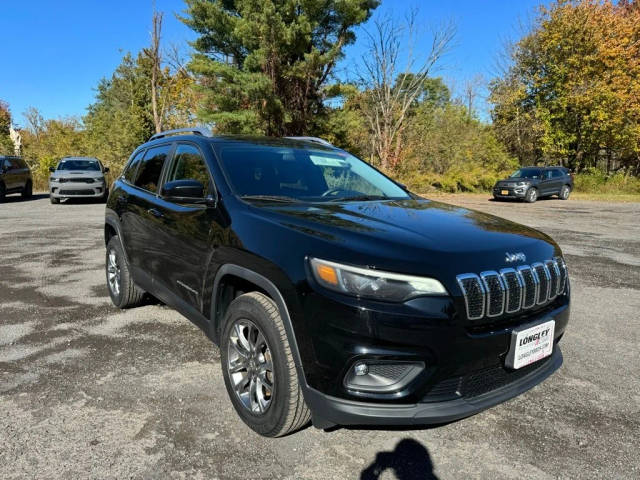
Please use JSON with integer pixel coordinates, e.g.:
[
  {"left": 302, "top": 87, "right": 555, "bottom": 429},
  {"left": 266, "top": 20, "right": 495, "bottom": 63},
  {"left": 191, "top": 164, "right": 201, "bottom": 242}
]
[
  {"left": 210, "top": 264, "right": 309, "bottom": 390},
  {"left": 104, "top": 213, "right": 130, "bottom": 265}
]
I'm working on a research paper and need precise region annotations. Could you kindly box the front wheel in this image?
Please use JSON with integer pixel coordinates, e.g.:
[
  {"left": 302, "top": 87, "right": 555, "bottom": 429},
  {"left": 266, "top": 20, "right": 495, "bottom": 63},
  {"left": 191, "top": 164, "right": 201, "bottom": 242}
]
[
  {"left": 0, "top": 183, "right": 5, "bottom": 203},
  {"left": 50, "top": 196, "right": 60, "bottom": 204},
  {"left": 559, "top": 185, "right": 571, "bottom": 200},
  {"left": 524, "top": 187, "right": 538, "bottom": 203},
  {"left": 220, "top": 292, "right": 310, "bottom": 437}
]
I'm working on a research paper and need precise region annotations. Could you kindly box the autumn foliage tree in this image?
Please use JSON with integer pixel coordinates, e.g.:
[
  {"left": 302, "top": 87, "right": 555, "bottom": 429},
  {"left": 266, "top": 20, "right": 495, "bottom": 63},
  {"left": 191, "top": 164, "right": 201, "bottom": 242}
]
[{"left": 489, "top": 0, "right": 640, "bottom": 174}]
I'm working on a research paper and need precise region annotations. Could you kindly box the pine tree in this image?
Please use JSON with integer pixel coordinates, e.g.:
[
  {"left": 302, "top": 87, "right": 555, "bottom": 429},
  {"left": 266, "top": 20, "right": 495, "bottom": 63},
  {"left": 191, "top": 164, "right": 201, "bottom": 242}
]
[{"left": 181, "top": 0, "right": 379, "bottom": 135}]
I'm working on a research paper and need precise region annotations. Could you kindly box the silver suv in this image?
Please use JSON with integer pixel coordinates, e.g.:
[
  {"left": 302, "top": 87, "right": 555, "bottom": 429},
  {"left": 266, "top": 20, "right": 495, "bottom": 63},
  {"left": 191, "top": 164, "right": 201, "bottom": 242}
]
[{"left": 49, "top": 157, "right": 109, "bottom": 204}]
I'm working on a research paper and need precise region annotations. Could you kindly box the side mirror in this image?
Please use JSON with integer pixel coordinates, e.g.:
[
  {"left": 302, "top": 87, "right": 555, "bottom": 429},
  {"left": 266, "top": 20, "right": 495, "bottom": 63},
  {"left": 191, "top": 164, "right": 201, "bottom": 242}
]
[
  {"left": 103, "top": 167, "right": 110, "bottom": 173},
  {"left": 162, "top": 179, "right": 205, "bottom": 201},
  {"left": 49, "top": 166, "right": 56, "bottom": 173}
]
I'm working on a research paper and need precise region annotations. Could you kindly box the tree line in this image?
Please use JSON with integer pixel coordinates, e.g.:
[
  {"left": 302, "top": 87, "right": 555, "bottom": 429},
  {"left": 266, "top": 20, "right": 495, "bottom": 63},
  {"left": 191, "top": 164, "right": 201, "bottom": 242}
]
[{"left": 1, "top": 0, "right": 639, "bottom": 195}]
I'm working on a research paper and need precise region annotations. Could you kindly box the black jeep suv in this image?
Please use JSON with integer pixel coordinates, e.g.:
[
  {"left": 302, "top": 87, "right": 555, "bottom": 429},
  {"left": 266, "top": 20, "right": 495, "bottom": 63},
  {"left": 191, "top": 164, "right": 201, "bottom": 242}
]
[
  {"left": 105, "top": 129, "right": 570, "bottom": 437},
  {"left": 493, "top": 166, "right": 573, "bottom": 203},
  {"left": 0, "top": 156, "right": 33, "bottom": 202}
]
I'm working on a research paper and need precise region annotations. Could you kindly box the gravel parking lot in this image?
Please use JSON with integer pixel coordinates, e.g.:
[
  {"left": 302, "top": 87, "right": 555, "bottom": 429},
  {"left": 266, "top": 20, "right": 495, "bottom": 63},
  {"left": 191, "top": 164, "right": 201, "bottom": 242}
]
[{"left": 1, "top": 194, "right": 638, "bottom": 479}]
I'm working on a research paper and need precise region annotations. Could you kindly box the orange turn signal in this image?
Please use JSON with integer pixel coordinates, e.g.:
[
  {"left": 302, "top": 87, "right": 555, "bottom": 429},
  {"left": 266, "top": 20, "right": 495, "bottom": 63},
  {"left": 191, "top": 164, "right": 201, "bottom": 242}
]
[{"left": 315, "top": 263, "right": 339, "bottom": 285}]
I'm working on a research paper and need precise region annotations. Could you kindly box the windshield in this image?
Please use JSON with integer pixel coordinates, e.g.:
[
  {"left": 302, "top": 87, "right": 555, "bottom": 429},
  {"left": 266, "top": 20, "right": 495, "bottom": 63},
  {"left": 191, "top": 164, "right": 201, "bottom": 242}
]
[
  {"left": 57, "top": 159, "right": 100, "bottom": 171},
  {"left": 216, "top": 144, "right": 409, "bottom": 202},
  {"left": 510, "top": 168, "right": 542, "bottom": 179}
]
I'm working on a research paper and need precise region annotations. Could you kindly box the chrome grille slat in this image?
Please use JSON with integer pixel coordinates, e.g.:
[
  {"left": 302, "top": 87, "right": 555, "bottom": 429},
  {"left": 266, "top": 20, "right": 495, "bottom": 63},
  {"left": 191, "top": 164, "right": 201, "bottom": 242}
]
[
  {"left": 545, "top": 260, "right": 560, "bottom": 300},
  {"left": 456, "top": 274, "right": 485, "bottom": 320},
  {"left": 458, "top": 258, "right": 567, "bottom": 320},
  {"left": 555, "top": 256, "right": 567, "bottom": 295},
  {"left": 499, "top": 268, "right": 523, "bottom": 313},
  {"left": 532, "top": 263, "right": 550, "bottom": 305},
  {"left": 480, "top": 271, "right": 505, "bottom": 317},
  {"left": 517, "top": 265, "right": 538, "bottom": 309}
]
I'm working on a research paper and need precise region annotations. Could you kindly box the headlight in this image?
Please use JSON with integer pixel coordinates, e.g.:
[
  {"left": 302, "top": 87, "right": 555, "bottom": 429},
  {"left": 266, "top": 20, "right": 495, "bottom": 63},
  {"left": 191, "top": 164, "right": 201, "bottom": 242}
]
[
  {"left": 517, "top": 181, "right": 530, "bottom": 186},
  {"left": 309, "top": 258, "right": 447, "bottom": 301}
]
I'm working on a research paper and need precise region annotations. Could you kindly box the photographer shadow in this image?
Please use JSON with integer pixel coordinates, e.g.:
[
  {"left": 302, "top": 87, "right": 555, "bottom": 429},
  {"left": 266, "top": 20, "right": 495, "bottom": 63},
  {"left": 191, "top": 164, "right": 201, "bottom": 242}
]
[{"left": 361, "top": 438, "right": 438, "bottom": 480}]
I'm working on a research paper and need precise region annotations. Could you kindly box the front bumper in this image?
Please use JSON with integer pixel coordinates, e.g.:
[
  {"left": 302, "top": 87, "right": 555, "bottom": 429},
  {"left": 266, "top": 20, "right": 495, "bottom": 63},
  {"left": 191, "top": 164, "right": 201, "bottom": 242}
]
[
  {"left": 306, "top": 347, "right": 562, "bottom": 427},
  {"left": 297, "top": 280, "right": 570, "bottom": 428},
  {"left": 493, "top": 186, "right": 527, "bottom": 198},
  {"left": 50, "top": 183, "right": 106, "bottom": 198}
]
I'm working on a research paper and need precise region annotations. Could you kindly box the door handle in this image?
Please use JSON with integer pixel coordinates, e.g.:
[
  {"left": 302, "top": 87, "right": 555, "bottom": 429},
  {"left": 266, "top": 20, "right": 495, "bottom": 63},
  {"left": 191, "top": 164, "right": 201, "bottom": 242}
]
[{"left": 147, "top": 208, "right": 164, "bottom": 218}]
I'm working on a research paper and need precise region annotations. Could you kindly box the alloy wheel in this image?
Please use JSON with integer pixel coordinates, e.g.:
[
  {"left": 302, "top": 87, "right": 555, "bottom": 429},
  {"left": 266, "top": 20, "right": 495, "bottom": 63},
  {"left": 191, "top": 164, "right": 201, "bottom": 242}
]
[
  {"left": 107, "top": 250, "right": 121, "bottom": 296},
  {"left": 227, "top": 319, "right": 274, "bottom": 414},
  {"left": 528, "top": 189, "right": 537, "bottom": 202}
]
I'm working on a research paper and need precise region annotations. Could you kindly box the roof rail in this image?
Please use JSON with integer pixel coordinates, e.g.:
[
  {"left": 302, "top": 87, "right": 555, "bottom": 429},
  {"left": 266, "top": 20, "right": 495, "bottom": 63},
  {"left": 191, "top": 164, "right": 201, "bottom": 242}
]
[
  {"left": 149, "top": 127, "right": 213, "bottom": 142},
  {"left": 285, "top": 136, "right": 333, "bottom": 147}
]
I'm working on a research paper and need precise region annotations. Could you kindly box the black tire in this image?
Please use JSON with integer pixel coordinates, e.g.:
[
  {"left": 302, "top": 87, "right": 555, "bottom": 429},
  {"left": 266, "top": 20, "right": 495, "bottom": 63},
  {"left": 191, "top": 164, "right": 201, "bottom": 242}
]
[
  {"left": 101, "top": 189, "right": 109, "bottom": 203},
  {"left": 22, "top": 181, "right": 32, "bottom": 199},
  {"left": 524, "top": 187, "right": 538, "bottom": 203},
  {"left": 50, "top": 196, "right": 60, "bottom": 204},
  {"left": 220, "top": 292, "right": 310, "bottom": 437},
  {"left": 0, "top": 182, "right": 5, "bottom": 203},
  {"left": 559, "top": 184, "right": 571, "bottom": 200},
  {"left": 105, "top": 236, "right": 145, "bottom": 308}
]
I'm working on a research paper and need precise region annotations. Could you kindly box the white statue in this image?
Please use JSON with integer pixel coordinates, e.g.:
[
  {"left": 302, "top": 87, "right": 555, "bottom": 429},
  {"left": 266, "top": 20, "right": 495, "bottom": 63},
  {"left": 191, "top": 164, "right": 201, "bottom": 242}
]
[{"left": 9, "top": 126, "right": 21, "bottom": 156}]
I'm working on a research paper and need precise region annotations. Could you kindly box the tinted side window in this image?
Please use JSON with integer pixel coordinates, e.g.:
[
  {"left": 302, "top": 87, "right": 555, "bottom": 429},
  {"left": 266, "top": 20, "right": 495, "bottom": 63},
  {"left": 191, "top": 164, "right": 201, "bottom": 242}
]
[
  {"left": 165, "top": 144, "right": 210, "bottom": 197},
  {"left": 552, "top": 169, "right": 564, "bottom": 178},
  {"left": 123, "top": 150, "right": 145, "bottom": 184},
  {"left": 134, "top": 145, "right": 171, "bottom": 193},
  {"left": 15, "top": 158, "right": 27, "bottom": 169}
]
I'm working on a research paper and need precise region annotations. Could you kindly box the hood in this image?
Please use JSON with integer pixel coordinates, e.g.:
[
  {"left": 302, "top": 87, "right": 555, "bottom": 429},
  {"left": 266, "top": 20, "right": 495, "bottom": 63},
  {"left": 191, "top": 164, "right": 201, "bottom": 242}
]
[
  {"left": 495, "top": 178, "right": 537, "bottom": 187},
  {"left": 247, "top": 198, "right": 560, "bottom": 277}
]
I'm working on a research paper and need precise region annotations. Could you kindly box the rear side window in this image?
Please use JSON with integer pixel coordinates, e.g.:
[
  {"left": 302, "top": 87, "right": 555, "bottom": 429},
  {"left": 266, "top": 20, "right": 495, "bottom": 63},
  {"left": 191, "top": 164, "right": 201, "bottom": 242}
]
[
  {"left": 551, "top": 169, "right": 564, "bottom": 178},
  {"left": 165, "top": 144, "right": 211, "bottom": 196},
  {"left": 123, "top": 150, "right": 144, "bottom": 183},
  {"left": 134, "top": 145, "right": 171, "bottom": 193},
  {"left": 16, "top": 158, "right": 27, "bottom": 169}
]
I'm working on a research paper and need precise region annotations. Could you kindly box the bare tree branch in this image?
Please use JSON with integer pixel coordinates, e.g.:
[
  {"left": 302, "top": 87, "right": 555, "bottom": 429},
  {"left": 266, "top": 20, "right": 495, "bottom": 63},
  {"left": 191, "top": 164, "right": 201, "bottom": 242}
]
[{"left": 356, "top": 12, "right": 456, "bottom": 169}]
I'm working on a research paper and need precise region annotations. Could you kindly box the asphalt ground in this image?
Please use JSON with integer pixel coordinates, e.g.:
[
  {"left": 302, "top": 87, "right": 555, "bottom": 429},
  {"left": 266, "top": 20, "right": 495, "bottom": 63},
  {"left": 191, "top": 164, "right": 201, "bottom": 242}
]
[{"left": 1, "top": 193, "right": 639, "bottom": 479}]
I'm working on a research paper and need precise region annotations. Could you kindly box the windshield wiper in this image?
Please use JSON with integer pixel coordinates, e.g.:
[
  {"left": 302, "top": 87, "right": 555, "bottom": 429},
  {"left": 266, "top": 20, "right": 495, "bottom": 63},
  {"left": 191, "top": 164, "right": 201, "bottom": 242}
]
[
  {"left": 327, "top": 195, "right": 389, "bottom": 202},
  {"left": 240, "top": 194, "right": 302, "bottom": 203}
]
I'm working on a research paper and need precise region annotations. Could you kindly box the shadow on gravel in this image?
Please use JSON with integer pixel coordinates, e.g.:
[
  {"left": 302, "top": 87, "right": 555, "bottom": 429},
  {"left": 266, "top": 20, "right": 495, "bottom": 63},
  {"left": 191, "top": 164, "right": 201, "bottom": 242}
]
[
  {"left": 360, "top": 438, "right": 438, "bottom": 480},
  {"left": 1, "top": 193, "right": 49, "bottom": 203}
]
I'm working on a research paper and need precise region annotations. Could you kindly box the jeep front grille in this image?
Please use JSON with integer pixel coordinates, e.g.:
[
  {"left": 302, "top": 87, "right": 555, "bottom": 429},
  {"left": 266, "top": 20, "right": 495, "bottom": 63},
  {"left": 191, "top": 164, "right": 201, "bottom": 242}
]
[{"left": 456, "top": 257, "right": 567, "bottom": 320}]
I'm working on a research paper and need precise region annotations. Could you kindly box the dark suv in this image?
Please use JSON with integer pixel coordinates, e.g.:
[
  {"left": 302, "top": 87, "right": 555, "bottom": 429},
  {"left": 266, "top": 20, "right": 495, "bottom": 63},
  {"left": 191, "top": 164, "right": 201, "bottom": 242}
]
[
  {"left": 105, "top": 128, "right": 570, "bottom": 437},
  {"left": 0, "top": 156, "right": 32, "bottom": 202},
  {"left": 493, "top": 167, "right": 573, "bottom": 203}
]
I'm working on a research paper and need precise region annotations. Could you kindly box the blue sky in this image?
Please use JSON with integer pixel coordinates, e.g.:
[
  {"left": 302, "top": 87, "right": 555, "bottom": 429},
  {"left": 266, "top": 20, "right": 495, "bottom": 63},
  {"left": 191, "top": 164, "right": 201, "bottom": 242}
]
[{"left": 1, "top": 0, "right": 545, "bottom": 126}]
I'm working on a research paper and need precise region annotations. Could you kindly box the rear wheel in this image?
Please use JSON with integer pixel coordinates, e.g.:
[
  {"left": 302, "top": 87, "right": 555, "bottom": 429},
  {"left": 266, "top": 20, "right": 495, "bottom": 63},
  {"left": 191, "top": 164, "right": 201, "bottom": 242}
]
[
  {"left": 106, "top": 236, "right": 145, "bottom": 308},
  {"left": 22, "top": 181, "right": 32, "bottom": 199},
  {"left": 559, "top": 185, "right": 571, "bottom": 200},
  {"left": 524, "top": 187, "right": 538, "bottom": 203},
  {"left": 221, "top": 292, "right": 310, "bottom": 437}
]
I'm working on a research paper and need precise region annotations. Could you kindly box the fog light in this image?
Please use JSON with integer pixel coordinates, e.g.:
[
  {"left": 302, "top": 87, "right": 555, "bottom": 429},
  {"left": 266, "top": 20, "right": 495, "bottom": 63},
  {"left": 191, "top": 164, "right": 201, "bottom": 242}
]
[
  {"left": 344, "top": 361, "right": 425, "bottom": 393},
  {"left": 354, "top": 362, "right": 369, "bottom": 376}
]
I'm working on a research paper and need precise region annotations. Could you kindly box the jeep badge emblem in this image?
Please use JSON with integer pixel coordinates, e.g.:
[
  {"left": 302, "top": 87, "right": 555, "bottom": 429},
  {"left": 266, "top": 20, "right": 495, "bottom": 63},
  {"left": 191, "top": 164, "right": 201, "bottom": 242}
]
[{"left": 505, "top": 252, "right": 526, "bottom": 263}]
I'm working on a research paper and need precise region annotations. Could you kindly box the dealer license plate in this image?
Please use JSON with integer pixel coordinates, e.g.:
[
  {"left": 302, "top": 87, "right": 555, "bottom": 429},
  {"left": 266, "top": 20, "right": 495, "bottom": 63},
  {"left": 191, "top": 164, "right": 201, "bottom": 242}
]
[
  {"left": 505, "top": 320, "right": 555, "bottom": 370},
  {"left": 501, "top": 189, "right": 509, "bottom": 195}
]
